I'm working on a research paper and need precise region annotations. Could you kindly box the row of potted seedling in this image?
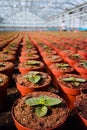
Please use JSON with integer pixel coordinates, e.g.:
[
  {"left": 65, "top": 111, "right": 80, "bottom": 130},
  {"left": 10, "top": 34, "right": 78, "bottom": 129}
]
[
  {"left": 0, "top": 32, "right": 87, "bottom": 130},
  {"left": 29, "top": 33, "right": 87, "bottom": 129},
  {"left": 11, "top": 33, "right": 69, "bottom": 130},
  {"left": 0, "top": 33, "right": 24, "bottom": 110}
]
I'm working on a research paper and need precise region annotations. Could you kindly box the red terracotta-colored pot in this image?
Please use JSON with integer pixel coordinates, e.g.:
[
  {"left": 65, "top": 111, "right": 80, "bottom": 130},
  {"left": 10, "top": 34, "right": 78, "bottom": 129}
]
[
  {"left": 16, "top": 71, "right": 51, "bottom": 96},
  {"left": 11, "top": 91, "right": 69, "bottom": 130},
  {"left": 78, "top": 50, "right": 87, "bottom": 60},
  {"left": 0, "top": 61, "right": 14, "bottom": 77},
  {"left": 79, "top": 73, "right": 87, "bottom": 80},
  {"left": 74, "top": 62, "right": 87, "bottom": 74},
  {"left": 43, "top": 55, "right": 63, "bottom": 66},
  {"left": 49, "top": 62, "right": 74, "bottom": 78},
  {"left": 18, "top": 60, "right": 45, "bottom": 74},
  {"left": 57, "top": 74, "right": 85, "bottom": 109},
  {"left": 74, "top": 61, "right": 87, "bottom": 80},
  {"left": 58, "top": 50, "right": 72, "bottom": 62},
  {"left": 65, "top": 55, "right": 81, "bottom": 68},
  {"left": 19, "top": 55, "right": 40, "bottom": 63}
]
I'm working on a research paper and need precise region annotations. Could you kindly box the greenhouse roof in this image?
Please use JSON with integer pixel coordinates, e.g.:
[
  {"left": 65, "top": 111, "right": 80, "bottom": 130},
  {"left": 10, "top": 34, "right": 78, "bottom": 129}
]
[
  {"left": 0, "top": 0, "right": 87, "bottom": 28},
  {"left": 0, "top": 0, "right": 87, "bottom": 21}
]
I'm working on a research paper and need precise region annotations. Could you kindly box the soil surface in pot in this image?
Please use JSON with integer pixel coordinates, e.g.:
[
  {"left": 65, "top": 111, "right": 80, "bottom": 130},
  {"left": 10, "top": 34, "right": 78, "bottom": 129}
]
[
  {"left": 58, "top": 74, "right": 87, "bottom": 89},
  {"left": 50, "top": 63, "right": 74, "bottom": 73},
  {"left": 16, "top": 71, "right": 51, "bottom": 88},
  {"left": 18, "top": 60, "right": 44, "bottom": 70}
]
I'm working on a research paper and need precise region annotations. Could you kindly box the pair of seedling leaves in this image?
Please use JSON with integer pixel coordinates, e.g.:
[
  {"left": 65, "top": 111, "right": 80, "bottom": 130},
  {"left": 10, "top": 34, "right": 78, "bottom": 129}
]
[
  {"left": 69, "top": 54, "right": 80, "bottom": 59},
  {"left": 25, "top": 95, "right": 62, "bottom": 117},
  {"left": 26, "top": 42, "right": 33, "bottom": 49},
  {"left": 9, "top": 43, "right": 16, "bottom": 47},
  {"left": 26, "top": 60, "right": 40, "bottom": 66},
  {"left": 24, "top": 71, "right": 42, "bottom": 84},
  {"left": 56, "top": 61, "right": 87, "bottom": 69},
  {"left": 62, "top": 77, "right": 86, "bottom": 87},
  {"left": 56, "top": 63, "right": 70, "bottom": 69}
]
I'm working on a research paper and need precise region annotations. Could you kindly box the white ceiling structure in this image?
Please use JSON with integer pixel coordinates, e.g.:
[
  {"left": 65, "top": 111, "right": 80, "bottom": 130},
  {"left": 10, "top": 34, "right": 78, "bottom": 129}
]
[{"left": 0, "top": 0, "right": 87, "bottom": 27}]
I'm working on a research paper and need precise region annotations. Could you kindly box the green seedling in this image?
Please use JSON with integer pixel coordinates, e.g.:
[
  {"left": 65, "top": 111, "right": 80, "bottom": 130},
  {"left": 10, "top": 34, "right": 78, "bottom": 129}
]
[
  {"left": 56, "top": 63, "right": 69, "bottom": 69},
  {"left": 25, "top": 95, "right": 62, "bottom": 117},
  {"left": 80, "top": 61, "right": 87, "bottom": 68},
  {"left": 24, "top": 71, "right": 41, "bottom": 83},
  {"left": 27, "top": 60, "right": 40, "bottom": 65},
  {"left": 70, "top": 54, "right": 80, "bottom": 59},
  {"left": 62, "top": 77, "right": 86, "bottom": 87}
]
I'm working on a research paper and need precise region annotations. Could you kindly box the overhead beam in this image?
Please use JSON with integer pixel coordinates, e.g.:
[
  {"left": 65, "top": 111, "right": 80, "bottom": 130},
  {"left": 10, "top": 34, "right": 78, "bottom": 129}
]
[
  {"left": 38, "top": 0, "right": 55, "bottom": 17},
  {"left": 46, "top": 2, "right": 87, "bottom": 22}
]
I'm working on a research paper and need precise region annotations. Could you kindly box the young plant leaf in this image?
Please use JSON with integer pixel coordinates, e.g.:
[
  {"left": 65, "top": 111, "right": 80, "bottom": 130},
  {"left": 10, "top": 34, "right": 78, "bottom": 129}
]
[
  {"left": 29, "top": 74, "right": 41, "bottom": 83},
  {"left": 75, "top": 78, "right": 86, "bottom": 82},
  {"left": 24, "top": 71, "right": 41, "bottom": 83},
  {"left": 56, "top": 63, "right": 69, "bottom": 68},
  {"left": 62, "top": 77, "right": 86, "bottom": 83},
  {"left": 25, "top": 96, "right": 62, "bottom": 106},
  {"left": 25, "top": 95, "right": 62, "bottom": 117},
  {"left": 62, "top": 77, "right": 75, "bottom": 82},
  {"left": 25, "top": 97, "right": 43, "bottom": 106},
  {"left": 0, "top": 78, "right": 3, "bottom": 83},
  {"left": 27, "top": 61, "right": 40, "bottom": 65},
  {"left": 35, "top": 106, "right": 48, "bottom": 117},
  {"left": 44, "top": 97, "right": 62, "bottom": 106}
]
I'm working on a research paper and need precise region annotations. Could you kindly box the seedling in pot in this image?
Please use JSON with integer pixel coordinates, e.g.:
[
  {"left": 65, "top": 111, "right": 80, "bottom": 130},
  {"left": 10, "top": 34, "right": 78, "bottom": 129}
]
[
  {"left": 9, "top": 43, "right": 16, "bottom": 47},
  {"left": 26, "top": 60, "right": 40, "bottom": 66},
  {"left": 62, "top": 77, "right": 86, "bottom": 87},
  {"left": 27, "top": 44, "right": 33, "bottom": 49},
  {"left": 1, "top": 56, "right": 7, "bottom": 59},
  {"left": 24, "top": 71, "right": 42, "bottom": 84},
  {"left": 56, "top": 63, "right": 70, "bottom": 69},
  {"left": 25, "top": 95, "right": 62, "bottom": 117},
  {"left": 80, "top": 60, "right": 87, "bottom": 68},
  {"left": 51, "top": 55, "right": 59, "bottom": 60},
  {"left": 69, "top": 54, "right": 80, "bottom": 59},
  {"left": 26, "top": 40, "right": 30, "bottom": 44},
  {"left": 0, "top": 63, "right": 5, "bottom": 67}
]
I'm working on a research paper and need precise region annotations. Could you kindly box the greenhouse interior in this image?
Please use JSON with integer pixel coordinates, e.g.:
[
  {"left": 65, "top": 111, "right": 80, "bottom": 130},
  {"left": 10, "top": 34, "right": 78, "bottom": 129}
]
[{"left": 0, "top": 0, "right": 87, "bottom": 130}]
